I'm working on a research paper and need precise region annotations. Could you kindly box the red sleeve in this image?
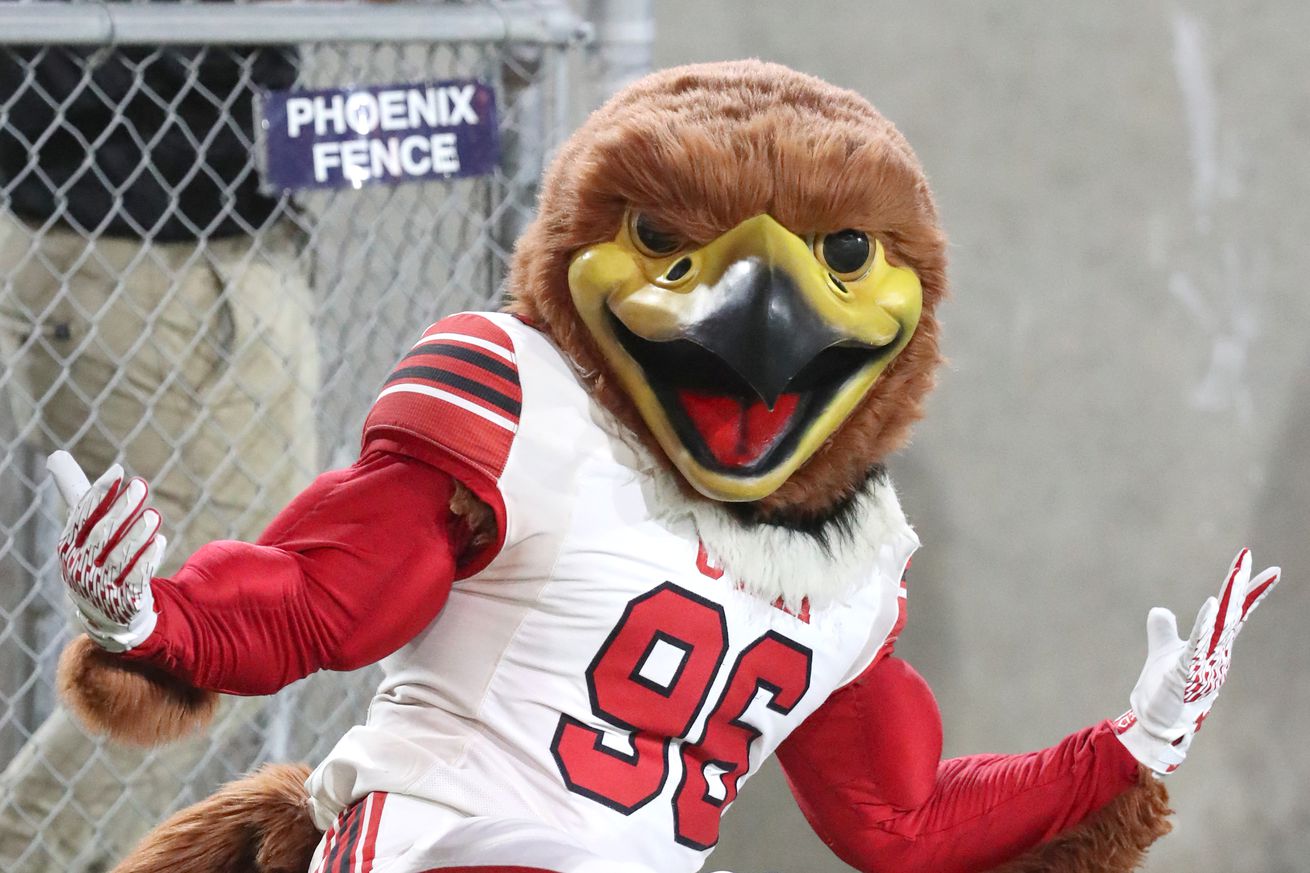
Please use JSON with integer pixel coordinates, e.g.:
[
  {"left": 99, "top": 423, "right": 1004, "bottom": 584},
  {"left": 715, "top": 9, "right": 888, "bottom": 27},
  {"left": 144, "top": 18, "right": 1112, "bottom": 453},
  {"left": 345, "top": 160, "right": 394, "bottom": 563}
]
[
  {"left": 121, "top": 449, "right": 459, "bottom": 696},
  {"left": 362, "top": 312, "right": 522, "bottom": 577},
  {"left": 776, "top": 657, "right": 1143, "bottom": 873}
]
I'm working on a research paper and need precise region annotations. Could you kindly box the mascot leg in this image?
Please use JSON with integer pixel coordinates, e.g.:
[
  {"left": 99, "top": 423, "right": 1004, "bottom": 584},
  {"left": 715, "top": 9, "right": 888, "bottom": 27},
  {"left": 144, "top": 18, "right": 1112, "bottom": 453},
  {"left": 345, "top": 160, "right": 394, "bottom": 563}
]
[{"left": 110, "top": 764, "right": 318, "bottom": 873}]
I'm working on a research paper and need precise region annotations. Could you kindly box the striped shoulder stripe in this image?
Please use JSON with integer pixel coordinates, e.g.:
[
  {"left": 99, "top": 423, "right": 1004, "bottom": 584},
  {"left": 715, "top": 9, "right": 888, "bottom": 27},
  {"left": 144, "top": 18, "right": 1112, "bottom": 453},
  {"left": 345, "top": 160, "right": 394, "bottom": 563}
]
[
  {"left": 380, "top": 313, "right": 522, "bottom": 430},
  {"left": 411, "top": 329, "right": 515, "bottom": 361},
  {"left": 364, "top": 313, "right": 521, "bottom": 482},
  {"left": 401, "top": 341, "right": 517, "bottom": 382},
  {"left": 376, "top": 382, "right": 518, "bottom": 432}
]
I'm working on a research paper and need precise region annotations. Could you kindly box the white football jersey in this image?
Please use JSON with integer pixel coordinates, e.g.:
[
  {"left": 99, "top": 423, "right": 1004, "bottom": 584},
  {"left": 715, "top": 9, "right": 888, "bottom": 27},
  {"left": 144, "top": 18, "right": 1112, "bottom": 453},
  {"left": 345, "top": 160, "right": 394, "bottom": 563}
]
[{"left": 306, "top": 311, "right": 918, "bottom": 872}]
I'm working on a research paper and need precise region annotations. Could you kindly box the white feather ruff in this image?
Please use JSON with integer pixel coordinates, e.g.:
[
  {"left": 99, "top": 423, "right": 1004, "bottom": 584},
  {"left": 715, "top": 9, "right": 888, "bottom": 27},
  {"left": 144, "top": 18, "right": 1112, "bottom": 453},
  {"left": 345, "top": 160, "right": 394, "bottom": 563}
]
[{"left": 595, "top": 410, "right": 918, "bottom": 609}]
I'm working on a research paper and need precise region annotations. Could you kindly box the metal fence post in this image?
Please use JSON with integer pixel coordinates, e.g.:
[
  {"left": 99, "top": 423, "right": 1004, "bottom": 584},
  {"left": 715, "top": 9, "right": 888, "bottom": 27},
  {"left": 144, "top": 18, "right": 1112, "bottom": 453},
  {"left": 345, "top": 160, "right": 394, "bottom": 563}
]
[{"left": 584, "top": 0, "right": 655, "bottom": 110}]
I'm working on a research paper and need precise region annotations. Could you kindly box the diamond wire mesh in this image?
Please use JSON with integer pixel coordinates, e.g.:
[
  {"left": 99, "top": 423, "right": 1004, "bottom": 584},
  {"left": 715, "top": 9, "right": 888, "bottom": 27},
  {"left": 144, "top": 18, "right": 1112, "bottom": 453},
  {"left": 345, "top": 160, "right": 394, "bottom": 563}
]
[{"left": 0, "top": 11, "right": 574, "bottom": 871}]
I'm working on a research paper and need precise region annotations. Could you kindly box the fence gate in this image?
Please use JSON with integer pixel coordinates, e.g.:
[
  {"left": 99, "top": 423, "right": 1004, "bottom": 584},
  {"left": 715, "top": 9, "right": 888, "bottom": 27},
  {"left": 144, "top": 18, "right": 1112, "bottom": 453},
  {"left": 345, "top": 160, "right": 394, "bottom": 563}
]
[{"left": 0, "top": 3, "right": 585, "bottom": 870}]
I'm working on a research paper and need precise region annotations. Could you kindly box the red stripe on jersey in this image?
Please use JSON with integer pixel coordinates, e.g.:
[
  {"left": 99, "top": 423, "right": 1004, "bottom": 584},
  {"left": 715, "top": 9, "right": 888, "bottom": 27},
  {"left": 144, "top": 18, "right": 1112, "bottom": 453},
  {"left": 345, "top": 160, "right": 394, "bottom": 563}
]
[
  {"left": 323, "top": 802, "right": 365, "bottom": 873},
  {"left": 359, "top": 793, "right": 388, "bottom": 873},
  {"left": 364, "top": 313, "right": 519, "bottom": 483},
  {"left": 314, "top": 823, "right": 337, "bottom": 873}
]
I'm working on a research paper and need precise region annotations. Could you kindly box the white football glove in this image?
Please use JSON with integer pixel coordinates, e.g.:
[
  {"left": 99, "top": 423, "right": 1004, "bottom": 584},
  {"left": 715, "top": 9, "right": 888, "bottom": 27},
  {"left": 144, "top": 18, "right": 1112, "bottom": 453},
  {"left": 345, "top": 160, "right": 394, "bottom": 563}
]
[
  {"left": 1114, "top": 548, "right": 1280, "bottom": 775},
  {"left": 48, "top": 451, "right": 167, "bottom": 653}
]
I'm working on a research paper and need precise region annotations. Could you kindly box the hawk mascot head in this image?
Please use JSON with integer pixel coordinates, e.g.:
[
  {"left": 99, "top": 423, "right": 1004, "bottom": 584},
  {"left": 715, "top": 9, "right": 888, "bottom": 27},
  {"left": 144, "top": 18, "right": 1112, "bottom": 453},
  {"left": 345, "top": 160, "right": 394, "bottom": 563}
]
[{"left": 511, "top": 60, "right": 945, "bottom": 521}]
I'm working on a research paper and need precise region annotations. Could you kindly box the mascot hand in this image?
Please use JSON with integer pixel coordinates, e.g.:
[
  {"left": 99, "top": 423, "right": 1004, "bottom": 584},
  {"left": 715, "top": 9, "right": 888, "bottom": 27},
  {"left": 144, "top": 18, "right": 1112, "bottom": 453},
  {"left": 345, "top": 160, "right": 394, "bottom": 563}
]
[
  {"left": 1113, "top": 549, "right": 1280, "bottom": 775},
  {"left": 48, "top": 451, "right": 166, "bottom": 653}
]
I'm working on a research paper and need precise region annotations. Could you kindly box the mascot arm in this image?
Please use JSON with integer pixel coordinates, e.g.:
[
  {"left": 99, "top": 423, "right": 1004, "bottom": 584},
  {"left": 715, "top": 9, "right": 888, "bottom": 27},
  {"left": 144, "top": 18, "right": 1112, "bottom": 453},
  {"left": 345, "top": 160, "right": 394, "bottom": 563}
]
[
  {"left": 88, "top": 311, "right": 517, "bottom": 709},
  {"left": 777, "top": 656, "right": 1170, "bottom": 873},
  {"left": 119, "top": 447, "right": 460, "bottom": 695}
]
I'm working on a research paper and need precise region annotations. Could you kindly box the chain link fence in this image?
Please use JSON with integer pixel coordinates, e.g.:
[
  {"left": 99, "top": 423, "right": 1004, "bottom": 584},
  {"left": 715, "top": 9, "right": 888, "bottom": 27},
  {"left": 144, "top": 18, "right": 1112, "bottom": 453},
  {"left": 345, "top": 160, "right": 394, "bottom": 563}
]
[{"left": 0, "top": 2, "right": 584, "bottom": 869}]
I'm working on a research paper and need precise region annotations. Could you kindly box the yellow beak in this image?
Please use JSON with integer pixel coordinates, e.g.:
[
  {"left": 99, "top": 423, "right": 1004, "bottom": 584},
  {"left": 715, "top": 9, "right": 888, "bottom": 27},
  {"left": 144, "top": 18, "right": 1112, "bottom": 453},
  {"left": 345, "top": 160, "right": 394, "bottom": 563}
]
[{"left": 569, "top": 213, "right": 922, "bottom": 501}]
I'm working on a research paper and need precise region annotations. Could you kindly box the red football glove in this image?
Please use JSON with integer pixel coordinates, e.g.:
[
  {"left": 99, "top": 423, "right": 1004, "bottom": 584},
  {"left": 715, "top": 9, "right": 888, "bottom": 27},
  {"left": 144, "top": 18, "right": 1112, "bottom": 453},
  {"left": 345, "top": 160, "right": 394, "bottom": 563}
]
[{"left": 49, "top": 451, "right": 167, "bottom": 652}]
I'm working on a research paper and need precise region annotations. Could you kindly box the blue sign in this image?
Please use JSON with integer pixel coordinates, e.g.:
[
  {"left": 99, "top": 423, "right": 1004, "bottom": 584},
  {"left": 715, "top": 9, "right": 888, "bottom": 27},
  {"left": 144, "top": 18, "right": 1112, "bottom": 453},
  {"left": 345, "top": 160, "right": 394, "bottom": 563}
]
[{"left": 259, "top": 79, "right": 499, "bottom": 191}]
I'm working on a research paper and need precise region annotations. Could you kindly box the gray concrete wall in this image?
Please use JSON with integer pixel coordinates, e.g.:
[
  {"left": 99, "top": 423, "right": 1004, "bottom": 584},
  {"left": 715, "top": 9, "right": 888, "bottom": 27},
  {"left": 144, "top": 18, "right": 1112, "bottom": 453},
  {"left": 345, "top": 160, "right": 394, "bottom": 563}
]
[{"left": 646, "top": 3, "right": 1310, "bottom": 872}]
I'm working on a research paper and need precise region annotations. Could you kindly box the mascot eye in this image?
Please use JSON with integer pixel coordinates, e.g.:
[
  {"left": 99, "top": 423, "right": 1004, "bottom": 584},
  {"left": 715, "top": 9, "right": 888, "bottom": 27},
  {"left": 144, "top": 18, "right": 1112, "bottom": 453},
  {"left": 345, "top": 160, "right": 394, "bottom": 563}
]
[
  {"left": 817, "top": 229, "right": 874, "bottom": 280},
  {"left": 630, "top": 212, "right": 684, "bottom": 257}
]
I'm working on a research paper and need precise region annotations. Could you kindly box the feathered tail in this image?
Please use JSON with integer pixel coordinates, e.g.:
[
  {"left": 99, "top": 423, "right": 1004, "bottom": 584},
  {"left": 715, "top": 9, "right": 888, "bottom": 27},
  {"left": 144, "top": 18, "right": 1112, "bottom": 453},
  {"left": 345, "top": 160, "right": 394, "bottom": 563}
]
[{"left": 110, "top": 763, "right": 320, "bottom": 873}]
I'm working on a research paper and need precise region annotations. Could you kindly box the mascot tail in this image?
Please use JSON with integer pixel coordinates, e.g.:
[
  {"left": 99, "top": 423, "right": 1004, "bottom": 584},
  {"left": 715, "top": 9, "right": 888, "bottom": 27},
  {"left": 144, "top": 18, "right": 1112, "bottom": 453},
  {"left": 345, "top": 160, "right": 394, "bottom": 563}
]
[
  {"left": 110, "top": 763, "right": 320, "bottom": 873},
  {"left": 54, "top": 636, "right": 321, "bottom": 872}
]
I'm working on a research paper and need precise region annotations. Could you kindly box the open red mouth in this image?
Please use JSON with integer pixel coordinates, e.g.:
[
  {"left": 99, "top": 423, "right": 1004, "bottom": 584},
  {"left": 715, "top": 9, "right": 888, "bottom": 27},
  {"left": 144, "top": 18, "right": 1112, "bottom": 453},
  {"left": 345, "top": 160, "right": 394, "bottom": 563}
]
[
  {"left": 606, "top": 311, "right": 887, "bottom": 477},
  {"left": 675, "top": 390, "right": 800, "bottom": 468}
]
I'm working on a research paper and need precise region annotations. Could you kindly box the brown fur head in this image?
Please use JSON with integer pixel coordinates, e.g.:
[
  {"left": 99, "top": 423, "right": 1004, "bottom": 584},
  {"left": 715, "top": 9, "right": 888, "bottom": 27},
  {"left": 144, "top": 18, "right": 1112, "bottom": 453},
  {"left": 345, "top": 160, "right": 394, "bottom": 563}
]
[{"left": 507, "top": 60, "right": 946, "bottom": 517}]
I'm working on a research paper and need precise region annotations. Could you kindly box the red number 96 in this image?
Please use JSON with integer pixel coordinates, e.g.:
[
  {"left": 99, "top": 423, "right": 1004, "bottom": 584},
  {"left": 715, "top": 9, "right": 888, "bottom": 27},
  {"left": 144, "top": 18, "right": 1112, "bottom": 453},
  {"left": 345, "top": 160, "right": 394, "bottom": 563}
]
[{"left": 551, "top": 582, "right": 812, "bottom": 849}]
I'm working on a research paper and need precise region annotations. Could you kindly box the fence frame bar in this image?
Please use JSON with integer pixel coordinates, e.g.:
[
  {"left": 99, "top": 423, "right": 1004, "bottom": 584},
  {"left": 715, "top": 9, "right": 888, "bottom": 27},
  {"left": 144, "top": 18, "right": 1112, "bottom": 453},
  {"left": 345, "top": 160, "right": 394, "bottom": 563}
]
[{"left": 0, "top": 1, "right": 590, "bottom": 47}]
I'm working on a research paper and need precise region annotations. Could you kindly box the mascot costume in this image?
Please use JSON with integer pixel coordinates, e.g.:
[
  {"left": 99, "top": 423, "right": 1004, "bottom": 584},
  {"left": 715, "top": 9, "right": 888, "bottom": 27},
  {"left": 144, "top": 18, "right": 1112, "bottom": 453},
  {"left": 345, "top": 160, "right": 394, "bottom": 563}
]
[{"left": 45, "top": 61, "right": 1281, "bottom": 873}]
